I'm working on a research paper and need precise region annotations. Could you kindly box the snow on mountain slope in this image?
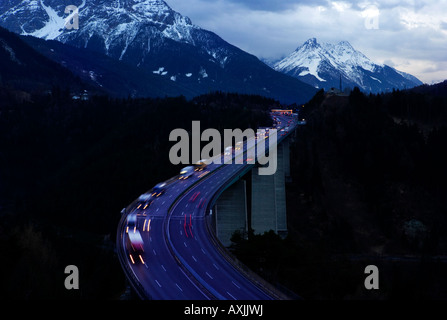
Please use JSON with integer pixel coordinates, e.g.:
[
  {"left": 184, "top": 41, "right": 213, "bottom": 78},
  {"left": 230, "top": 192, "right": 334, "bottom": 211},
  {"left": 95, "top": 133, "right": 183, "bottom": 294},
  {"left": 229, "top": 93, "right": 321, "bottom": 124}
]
[
  {"left": 0, "top": 1, "right": 218, "bottom": 62},
  {"left": 0, "top": 0, "right": 232, "bottom": 86},
  {"left": 0, "top": 0, "right": 318, "bottom": 103},
  {"left": 274, "top": 38, "right": 422, "bottom": 93}
]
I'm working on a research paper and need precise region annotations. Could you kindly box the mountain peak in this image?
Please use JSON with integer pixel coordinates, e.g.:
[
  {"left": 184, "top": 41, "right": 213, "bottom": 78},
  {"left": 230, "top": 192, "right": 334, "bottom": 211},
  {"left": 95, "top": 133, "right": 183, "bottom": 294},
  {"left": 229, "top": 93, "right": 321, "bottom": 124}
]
[
  {"left": 125, "top": 0, "right": 173, "bottom": 12},
  {"left": 130, "top": 0, "right": 166, "bottom": 3},
  {"left": 0, "top": 0, "right": 318, "bottom": 103},
  {"left": 337, "top": 40, "right": 352, "bottom": 48},
  {"left": 274, "top": 38, "right": 422, "bottom": 93},
  {"left": 305, "top": 37, "right": 318, "bottom": 44},
  {"left": 300, "top": 37, "right": 319, "bottom": 49}
]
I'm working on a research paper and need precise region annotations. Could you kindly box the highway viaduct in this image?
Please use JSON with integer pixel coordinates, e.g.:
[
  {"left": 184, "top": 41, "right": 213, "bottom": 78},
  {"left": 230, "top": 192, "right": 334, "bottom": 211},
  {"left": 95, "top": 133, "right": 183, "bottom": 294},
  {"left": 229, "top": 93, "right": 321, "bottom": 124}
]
[
  {"left": 116, "top": 110, "right": 302, "bottom": 300},
  {"left": 212, "top": 133, "right": 295, "bottom": 247}
]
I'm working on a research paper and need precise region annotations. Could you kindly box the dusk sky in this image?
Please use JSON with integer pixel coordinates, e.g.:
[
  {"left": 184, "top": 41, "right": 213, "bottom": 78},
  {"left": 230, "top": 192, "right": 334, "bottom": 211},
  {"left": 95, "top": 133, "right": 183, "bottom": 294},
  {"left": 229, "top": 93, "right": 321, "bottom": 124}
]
[{"left": 168, "top": 0, "right": 447, "bottom": 84}]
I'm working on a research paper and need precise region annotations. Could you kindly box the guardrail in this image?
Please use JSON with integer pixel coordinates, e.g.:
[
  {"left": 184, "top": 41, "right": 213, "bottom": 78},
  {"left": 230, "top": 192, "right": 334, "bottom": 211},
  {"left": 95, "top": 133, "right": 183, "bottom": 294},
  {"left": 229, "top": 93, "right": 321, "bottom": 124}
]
[{"left": 116, "top": 208, "right": 153, "bottom": 299}]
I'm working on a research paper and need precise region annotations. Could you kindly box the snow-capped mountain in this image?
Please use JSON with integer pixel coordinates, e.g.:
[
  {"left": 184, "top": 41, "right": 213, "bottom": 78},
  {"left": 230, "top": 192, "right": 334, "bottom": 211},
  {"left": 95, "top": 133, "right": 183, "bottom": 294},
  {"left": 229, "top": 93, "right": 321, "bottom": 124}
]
[
  {"left": 0, "top": 0, "right": 317, "bottom": 103},
  {"left": 0, "top": 0, "right": 231, "bottom": 71},
  {"left": 273, "top": 38, "right": 422, "bottom": 93}
]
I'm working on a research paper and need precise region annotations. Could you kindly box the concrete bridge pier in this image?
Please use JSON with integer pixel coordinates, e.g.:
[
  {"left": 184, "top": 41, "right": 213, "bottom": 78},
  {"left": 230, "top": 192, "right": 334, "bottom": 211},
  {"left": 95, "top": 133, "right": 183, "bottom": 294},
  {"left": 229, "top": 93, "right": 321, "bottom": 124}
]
[
  {"left": 213, "top": 135, "right": 292, "bottom": 246},
  {"left": 251, "top": 138, "right": 287, "bottom": 237},
  {"left": 214, "top": 179, "right": 248, "bottom": 247}
]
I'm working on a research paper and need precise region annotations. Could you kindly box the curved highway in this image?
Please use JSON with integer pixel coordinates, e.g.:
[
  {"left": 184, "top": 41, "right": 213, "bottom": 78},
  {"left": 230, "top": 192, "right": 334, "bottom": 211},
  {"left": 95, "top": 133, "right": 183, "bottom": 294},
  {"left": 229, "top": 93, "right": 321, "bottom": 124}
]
[{"left": 116, "top": 111, "right": 300, "bottom": 300}]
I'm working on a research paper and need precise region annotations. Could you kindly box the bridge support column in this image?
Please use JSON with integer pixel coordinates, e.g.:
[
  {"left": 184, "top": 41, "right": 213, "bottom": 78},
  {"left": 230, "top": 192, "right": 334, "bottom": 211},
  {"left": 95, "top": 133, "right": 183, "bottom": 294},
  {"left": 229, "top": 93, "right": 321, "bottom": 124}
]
[
  {"left": 251, "top": 139, "right": 288, "bottom": 237},
  {"left": 283, "top": 137, "right": 291, "bottom": 181},
  {"left": 215, "top": 179, "right": 248, "bottom": 247}
]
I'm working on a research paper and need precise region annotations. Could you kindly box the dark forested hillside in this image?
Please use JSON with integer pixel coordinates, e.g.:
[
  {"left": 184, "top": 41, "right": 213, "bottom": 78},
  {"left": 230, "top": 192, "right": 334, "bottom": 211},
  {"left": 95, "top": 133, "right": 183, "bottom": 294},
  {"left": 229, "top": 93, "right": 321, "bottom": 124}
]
[
  {"left": 387, "top": 82, "right": 447, "bottom": 126},
  {"left": 0, "top": 26, "right": 90, "bottom": 96},
  {"left": 291, "top": 88, "right": 447, "bottom": 254},
  {"left": 0, "top": 89, "right": 276, "bottom": 299},
  {"left": 2, "top": 80, "right": 447, "bottom": 300},
  {"left": 230, "top": 87, "right": 447, "bottom": 300}
]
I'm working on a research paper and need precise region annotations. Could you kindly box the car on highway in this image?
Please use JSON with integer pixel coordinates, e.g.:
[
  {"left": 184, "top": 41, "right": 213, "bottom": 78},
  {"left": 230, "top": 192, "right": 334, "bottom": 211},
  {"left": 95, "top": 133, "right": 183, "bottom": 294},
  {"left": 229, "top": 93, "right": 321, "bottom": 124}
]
[
  {"left": 224, "top": 146, "right": 233, "bottom": 156},
  {"left": 127, "top": 229, "right": 145, "bottom": 264},
  {"left": 189, "top": 191, "right": 201, "bottom": 202},
  {"left": 194, "top": 159, "right": 208, "bottom": 172},
  {"left": 179, "top": 166, "right": 195, "bottom": 179},
  {"left": 152, "top": 182, "right": 167, "bottom": 197},
  {"left": 137, "top": 193, "right": 154, "bottom": 209},
  {"left": 126, "top": 213, "right": 137, "bottom": 234},
  {"left": 198, "top": 198, "right": 206, "bottom": 209}
]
